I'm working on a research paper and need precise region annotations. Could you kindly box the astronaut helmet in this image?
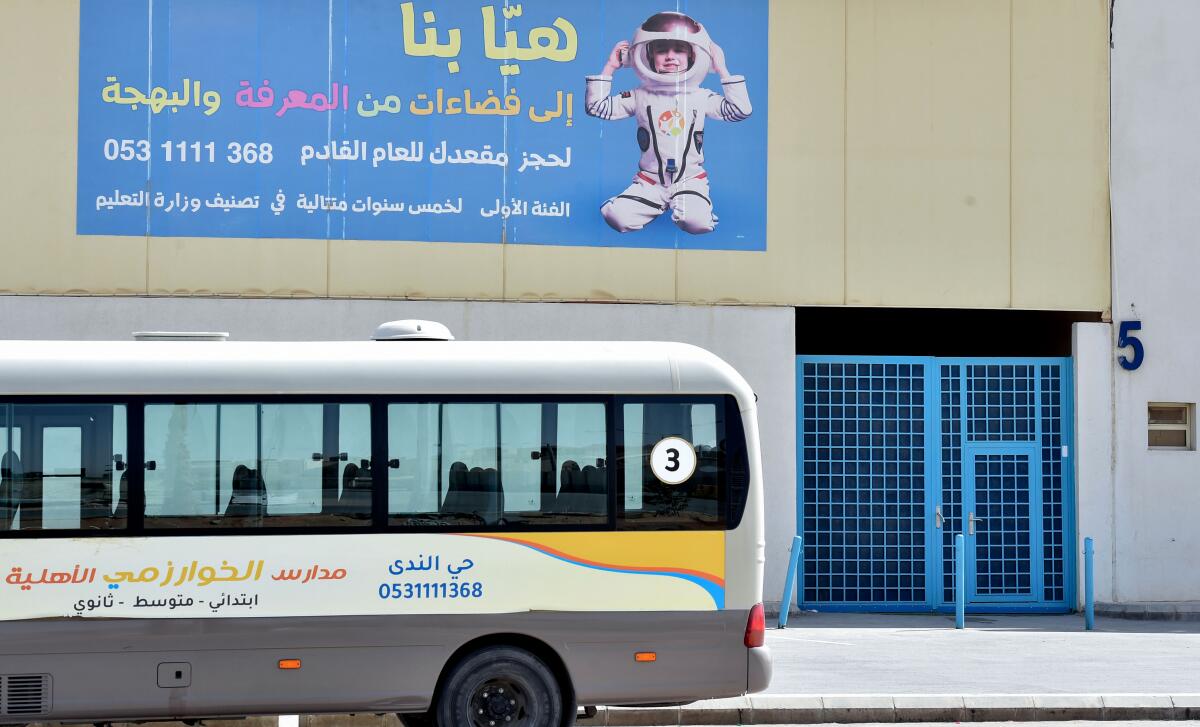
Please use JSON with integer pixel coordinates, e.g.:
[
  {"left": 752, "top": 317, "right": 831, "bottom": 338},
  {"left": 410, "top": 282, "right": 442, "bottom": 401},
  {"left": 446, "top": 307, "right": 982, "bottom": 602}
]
[{"left": 628, "top": 11, "right": 713, "bottom": 90}]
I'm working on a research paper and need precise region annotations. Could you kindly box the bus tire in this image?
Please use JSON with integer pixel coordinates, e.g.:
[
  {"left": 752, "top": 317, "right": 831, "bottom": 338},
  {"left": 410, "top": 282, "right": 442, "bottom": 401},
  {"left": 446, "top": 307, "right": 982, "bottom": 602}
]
[
  {"left": 397, "top": 713, "right": 434, "bottom": 727},
  {"left": 435, "top": 645, "right": 563, "bottom": 727}
]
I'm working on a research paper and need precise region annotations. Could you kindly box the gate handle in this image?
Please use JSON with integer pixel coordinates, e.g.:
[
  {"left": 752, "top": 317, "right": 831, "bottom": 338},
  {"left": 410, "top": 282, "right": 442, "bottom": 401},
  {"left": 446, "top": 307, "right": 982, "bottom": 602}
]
[
  {"left": 968, "top": 511, "right": 986, "bottom": 536},
  {"left": 934, "top": 505, "right": 944, "bottom": 530}
]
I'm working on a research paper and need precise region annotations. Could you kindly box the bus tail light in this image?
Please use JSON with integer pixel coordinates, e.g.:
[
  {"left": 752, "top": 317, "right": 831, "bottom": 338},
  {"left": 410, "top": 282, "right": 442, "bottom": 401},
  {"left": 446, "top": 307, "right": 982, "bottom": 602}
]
[
  {"left": 278, "top": 659, "right": 302, "bottom": 670},
  {"left": 744, "top": 603, "right": 765, "bottom": 648}
]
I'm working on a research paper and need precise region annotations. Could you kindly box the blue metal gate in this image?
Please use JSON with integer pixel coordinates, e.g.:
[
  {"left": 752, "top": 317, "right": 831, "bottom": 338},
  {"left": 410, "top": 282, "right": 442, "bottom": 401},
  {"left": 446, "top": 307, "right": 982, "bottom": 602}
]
[{"left": 797, "top": 357, "right": 1074, "bottom": 612}]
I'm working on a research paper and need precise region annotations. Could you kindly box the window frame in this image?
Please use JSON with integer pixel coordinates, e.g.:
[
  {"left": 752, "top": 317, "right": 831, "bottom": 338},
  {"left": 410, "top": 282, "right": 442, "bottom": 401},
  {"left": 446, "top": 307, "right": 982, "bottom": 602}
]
[
  {"left": 384, "top": 397, "right": 616, "bottom": 529},
  {"left": 0, "top": 401, "right": 128, "bottom": 533},
  {"left": 0, "top": 393, "right": 747, "bottom": 539},
  {"left": 614, "top": 394, "right": 731, "bottom": 531},
  {"left": 139, "top": 400, "right": 376, "bottom": 530},
  {"left": 1147, "top": 402, "right": 1194, "bottom": 451}
]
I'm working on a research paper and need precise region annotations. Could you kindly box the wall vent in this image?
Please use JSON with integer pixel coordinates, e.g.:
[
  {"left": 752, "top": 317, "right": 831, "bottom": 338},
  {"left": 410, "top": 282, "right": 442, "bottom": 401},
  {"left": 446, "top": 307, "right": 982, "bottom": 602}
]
[{"left": 1, "top": 674, "right": 50, "bottom": 716}]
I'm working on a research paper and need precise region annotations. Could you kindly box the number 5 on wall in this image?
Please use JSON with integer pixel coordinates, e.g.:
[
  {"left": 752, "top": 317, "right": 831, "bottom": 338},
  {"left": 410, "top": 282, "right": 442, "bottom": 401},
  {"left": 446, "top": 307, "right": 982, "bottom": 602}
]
[{"left": 1117, "top": 320, "right": 1144, "bottom": 371}]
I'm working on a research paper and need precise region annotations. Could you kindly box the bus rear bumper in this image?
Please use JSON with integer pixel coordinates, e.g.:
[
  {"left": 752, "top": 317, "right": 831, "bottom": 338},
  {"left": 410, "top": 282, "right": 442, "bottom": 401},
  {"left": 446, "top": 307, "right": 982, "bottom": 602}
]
[{"left": 748, "top": 645, "right": 772, "bottom": 693}]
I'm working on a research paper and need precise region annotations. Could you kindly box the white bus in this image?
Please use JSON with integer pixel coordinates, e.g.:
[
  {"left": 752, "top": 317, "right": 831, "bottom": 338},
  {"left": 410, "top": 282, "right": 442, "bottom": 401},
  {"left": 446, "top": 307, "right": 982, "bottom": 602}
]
[{"left": 0, "top": 324, "right": 770, "bottom": 727}]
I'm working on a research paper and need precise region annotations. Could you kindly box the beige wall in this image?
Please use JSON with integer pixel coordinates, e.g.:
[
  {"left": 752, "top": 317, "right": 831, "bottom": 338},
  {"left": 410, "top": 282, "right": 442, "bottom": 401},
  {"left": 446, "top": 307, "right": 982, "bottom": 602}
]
[{"left": 0, "top": 0, "right": 1109, "bottom": 310}]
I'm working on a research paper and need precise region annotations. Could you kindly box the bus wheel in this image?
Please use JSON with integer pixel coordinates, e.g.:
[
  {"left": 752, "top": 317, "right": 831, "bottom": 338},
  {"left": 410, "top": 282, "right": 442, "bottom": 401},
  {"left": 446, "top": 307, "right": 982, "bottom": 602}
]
[{"left": 436, "top": 645, "right": 563, "bottom": 727}]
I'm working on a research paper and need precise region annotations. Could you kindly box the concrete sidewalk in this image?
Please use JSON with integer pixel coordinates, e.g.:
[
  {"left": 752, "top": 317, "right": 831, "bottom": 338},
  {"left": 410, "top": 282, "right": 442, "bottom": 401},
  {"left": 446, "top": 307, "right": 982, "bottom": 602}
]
[
  {"left": 761, "top": 612, "right": 1200, "bottom": 695},
  {"left": 579, "top": 612, "right": 1200, "bottom": 724}
]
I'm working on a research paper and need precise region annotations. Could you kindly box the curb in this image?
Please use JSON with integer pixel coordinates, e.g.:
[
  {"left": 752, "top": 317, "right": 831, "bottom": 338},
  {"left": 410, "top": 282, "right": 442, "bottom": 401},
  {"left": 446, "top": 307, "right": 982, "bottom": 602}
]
[
  {"left": 575, "top": 693, "right": 1200, "bottom": 725},
  {"left": 61, "top": 695, "right": 1200, "bottom": 727},
  {"left": 1096, "top": 601, "right": 1200, "bottom": 621}
]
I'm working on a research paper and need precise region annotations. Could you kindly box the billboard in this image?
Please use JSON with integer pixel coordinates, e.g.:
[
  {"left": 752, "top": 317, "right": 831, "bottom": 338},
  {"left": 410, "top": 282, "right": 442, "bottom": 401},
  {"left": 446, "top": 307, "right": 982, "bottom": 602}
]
[{"left": 77, "top": 0, "right": 768, "bottom": 251}]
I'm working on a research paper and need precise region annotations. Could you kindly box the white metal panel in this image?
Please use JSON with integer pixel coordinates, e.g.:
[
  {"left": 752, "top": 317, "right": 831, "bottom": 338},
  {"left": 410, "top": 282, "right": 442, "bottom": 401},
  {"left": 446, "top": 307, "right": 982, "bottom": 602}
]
[{"left": 0, "top": 340, "right": 754, "bottom": 407}]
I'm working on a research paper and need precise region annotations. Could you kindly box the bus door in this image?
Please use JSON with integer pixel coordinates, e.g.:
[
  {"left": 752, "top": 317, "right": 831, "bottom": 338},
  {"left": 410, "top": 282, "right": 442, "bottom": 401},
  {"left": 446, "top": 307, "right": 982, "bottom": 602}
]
[{"left": 0, "top": 404, "right": 125, "bottom": 531}]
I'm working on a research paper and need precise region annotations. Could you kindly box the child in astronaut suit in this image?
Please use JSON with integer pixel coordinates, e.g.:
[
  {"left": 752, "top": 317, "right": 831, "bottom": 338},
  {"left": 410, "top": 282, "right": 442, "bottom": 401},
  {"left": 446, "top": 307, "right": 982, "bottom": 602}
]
[{"left": 585, "top": 11, "right": 752, "bottom": 235}]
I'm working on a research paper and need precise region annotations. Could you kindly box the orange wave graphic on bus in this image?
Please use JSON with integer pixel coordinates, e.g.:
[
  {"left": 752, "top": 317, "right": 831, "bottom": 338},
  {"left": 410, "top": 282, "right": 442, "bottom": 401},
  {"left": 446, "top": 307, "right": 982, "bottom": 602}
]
[{"left": 464, "top": 532, "right": 725, "bottom": 608}]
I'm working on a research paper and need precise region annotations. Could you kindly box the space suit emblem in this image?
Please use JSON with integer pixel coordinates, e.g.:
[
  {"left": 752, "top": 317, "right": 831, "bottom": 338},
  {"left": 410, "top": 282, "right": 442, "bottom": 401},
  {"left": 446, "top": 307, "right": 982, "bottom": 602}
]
[{"left": 658, "top": 109, "right": 686, "bottom": 136}]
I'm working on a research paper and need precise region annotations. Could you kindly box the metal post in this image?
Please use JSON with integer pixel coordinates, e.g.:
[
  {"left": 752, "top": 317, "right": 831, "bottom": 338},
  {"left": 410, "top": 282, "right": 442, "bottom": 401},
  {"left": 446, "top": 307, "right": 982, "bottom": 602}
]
[
  {"left": 955, "top": 533, "right": 965, "bottom": 629},
  {"left": 777, "top": 535, "right": 803, "bottom": 629},
  {"left": 1084, "top": 537, "right": 1095, "bottom": 631}
]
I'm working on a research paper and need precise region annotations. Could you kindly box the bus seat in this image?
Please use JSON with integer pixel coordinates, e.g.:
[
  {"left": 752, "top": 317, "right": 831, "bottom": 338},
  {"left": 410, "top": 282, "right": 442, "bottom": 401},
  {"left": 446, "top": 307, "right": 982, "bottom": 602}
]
[
  {"left": 440, "top": 460, "right": 469, "bottom": 516},
  {"left": 560, "top": 460, "right": 581, "bottom": 487},
  {"left": 581, "top": 463, "right": 606, "bottom": 514},
  {"left": 447, "top": 461, "right": 468, "bottom": 486},
  {"left": 583, "top": 463, "right": 605, "bottom": 492},
  {"left": 444, "top": 461, "right": 468, "bottom": 510},
  {"left": 554, "top": 460, "right": 580, "bottom": 512},
  {"left": 226, "top": 464, "right": 267, "bottom": 518},
  {"left": 470, "top": 466, "right": 503, "bottom": 523},
  {"left": 556, "top": 460, "right": 605, "bottom": 515},
  {"left": 337, "top": 462, "right": 372, "bottom": 518},
  {"left": 441, "top": 462, "right": 502, "bottom": 524}
]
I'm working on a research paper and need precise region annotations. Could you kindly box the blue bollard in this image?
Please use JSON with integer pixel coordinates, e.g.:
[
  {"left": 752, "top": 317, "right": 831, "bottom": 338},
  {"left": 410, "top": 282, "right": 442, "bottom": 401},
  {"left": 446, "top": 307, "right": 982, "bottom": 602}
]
[
  {"left": 777, "top": 535, "right": 804, "bottom": 629},
  {"left": 1084, "top": 537, "right": 1095, "bottom": 630},
  {"left": 955, "top": 533, "right": 965, "bottom": 629}
]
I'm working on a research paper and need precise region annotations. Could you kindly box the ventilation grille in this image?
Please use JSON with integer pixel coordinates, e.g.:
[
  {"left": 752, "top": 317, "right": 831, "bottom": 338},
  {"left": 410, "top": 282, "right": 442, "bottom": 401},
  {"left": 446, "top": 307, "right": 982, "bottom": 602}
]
[{"left": 1, "top": 674, "right": 50, "bottom": 716}]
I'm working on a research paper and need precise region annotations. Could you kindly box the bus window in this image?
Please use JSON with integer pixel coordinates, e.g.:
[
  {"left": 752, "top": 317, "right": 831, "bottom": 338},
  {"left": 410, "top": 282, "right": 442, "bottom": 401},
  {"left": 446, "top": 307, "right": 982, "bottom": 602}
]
[
  {"left": 388, "top": 403, "right": 440, "bottom": 516},
  {"left": 259, "top": 404, "right": 325, "bottom": 518},
  {"left": 144, "top": 402, "right": 372, "bottom": 529},
  {"left": 144, "top": 404, "right": 218, "bottom": 526},
  {"left": 216, "top": 405, "right": 257, "bottom": 519},
  {"left": 0, "top": 403, "right": 126, "bottom": 533},
  {"left": 333, "top": 404, "right": 373, "bottom": 520},
  {"left": 441, "top": 403, "right": 499, "bottom": 525},
  {"left": 619, "top": 398, "right": 725, "bottom": 530},
  {"left": 499, "top": 403, "right": 541, "bottom": 514},
  {"left": 501, "top": 402, "right": 606, "bottom": 525},
  {"left": 387, "top": 400, "right": 608, "bottom": 528},
  {"left": 42, "top": 427, "right": 82, "bottom": 529},
  {"left": 546, "top": 403, "right": 607, "bottom": 524}
]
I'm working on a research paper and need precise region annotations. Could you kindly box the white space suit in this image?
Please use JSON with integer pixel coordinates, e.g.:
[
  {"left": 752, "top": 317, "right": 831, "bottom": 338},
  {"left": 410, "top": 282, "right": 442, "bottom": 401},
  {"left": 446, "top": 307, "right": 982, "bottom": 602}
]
[{"left": 585, "top": 12, "right": 752, "bottom": 234}]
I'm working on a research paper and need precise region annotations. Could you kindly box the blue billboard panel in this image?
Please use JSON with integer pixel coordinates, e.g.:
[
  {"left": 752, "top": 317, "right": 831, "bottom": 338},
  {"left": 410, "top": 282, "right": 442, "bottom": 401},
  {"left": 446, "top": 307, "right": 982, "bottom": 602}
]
[{"left": 78, "top": 0, "right": 768, "bottom": 251}]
